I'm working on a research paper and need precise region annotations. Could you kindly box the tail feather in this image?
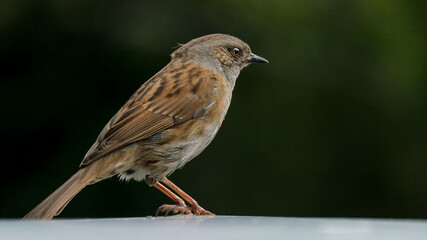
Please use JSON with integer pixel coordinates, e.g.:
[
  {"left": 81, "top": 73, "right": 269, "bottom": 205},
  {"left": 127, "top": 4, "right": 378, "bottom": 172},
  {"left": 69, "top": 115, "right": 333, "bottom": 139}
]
[{"left": 23, "top": 167, "right": 94, "bottom": 220}]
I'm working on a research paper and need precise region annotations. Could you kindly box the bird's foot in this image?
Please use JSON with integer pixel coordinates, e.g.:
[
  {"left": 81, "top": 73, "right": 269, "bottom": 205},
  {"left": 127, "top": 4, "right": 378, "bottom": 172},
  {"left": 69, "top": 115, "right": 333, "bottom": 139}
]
[
  {"left": 156, "top": 202, "right": 215, "bottom": 216},
  {"left": 156, "top": 204, "right": 191, "bottom": 216}
]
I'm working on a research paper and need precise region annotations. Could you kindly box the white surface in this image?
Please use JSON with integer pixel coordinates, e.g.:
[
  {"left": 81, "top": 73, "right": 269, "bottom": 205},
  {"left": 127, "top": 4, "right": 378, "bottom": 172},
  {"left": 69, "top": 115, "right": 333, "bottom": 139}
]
[{"left": 1, "top": 216, "right": 427, "bottom": 240}]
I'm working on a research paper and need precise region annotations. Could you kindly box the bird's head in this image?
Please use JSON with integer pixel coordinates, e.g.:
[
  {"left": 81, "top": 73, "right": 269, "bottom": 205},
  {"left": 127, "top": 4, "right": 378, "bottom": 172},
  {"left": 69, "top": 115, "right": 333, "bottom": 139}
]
[{"left": 171, "top": 34, "right": 268, "bottom": 84}]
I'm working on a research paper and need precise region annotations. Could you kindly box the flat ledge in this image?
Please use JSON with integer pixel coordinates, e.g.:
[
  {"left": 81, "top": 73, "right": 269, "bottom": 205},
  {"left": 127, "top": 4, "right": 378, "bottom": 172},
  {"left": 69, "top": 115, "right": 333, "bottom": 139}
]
[{"left": 2, "top": 216, "right": 427, "bottom": 240}]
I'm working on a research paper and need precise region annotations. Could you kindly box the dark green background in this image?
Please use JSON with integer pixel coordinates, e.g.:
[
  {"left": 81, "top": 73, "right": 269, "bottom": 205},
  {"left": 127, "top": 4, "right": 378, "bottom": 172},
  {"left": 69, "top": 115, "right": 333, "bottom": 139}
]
[{"left": 1, "top": 0, "right": 426, "bottom": 218}]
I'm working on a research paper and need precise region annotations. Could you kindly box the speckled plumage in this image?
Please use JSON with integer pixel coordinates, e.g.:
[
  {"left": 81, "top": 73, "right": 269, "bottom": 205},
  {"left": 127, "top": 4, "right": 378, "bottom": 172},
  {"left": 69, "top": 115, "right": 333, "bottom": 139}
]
[{"left": 23, "top": 34, "right": 268, "bottom": 220}]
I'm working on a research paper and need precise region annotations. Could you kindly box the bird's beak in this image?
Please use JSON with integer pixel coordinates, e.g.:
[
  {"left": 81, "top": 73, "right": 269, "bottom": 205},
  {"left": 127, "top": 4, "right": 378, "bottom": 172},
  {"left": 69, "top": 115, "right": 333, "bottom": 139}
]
[{"left": 248, "top": 53, "right": 269, "bottom": 63}]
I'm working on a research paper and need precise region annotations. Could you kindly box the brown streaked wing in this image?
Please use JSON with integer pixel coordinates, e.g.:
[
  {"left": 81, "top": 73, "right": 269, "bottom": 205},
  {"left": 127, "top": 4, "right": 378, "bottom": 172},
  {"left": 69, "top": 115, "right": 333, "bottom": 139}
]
[{"left": 80, "top": 64, "right": 215, "bottom": 167}]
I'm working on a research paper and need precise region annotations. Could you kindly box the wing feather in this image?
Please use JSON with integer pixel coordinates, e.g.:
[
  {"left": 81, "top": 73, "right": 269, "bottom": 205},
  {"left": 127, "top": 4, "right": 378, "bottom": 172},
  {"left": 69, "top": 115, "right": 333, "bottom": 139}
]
[{"left": 81, "top": 63, "right": 215, "bottom": 166}]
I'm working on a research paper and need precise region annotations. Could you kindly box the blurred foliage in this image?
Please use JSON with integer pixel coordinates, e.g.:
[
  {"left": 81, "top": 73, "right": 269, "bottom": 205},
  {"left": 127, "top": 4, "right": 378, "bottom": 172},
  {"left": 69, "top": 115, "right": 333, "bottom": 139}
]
[{"left": 1, "top": 0, "right": 426, "bottom": 218}]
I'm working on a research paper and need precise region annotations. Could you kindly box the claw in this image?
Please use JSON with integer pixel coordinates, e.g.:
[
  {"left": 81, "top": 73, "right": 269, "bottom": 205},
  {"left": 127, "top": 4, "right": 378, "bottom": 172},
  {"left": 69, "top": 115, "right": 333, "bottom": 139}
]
[
  {"left": 165, "top": 208, "right": 174, "bottom": 216},
  {"left": 200, "top": 209, "right": 214, "bottom": 215},
  {"left": 155, "top": 205, "right": 165, "bottom": 217}
]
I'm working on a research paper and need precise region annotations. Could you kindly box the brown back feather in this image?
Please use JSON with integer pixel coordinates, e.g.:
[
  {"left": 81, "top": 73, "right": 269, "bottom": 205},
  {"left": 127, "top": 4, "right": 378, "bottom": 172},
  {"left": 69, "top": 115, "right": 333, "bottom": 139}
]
[{"left": 81, "top": 60, "right": 216, "bottom": 167}]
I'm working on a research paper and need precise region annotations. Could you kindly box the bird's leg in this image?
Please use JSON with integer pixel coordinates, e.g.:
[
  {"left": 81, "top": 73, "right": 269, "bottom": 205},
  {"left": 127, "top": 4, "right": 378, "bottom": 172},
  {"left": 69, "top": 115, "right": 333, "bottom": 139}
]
[
  {"left": 154, "top": 182, "right": 191, "bottom": 216},
  {"left": 160, "top": 177, "right": 215, "bottom": 216}
]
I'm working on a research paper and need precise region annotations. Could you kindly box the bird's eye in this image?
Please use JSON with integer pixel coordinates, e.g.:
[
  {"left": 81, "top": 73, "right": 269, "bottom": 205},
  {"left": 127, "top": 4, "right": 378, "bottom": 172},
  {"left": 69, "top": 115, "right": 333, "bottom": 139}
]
[{"left": 231, "top": 47, "right": 241, "bottom": 56}]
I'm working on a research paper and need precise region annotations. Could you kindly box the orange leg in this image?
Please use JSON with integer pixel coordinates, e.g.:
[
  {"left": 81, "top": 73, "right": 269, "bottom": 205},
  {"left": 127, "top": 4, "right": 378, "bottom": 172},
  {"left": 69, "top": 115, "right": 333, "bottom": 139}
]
[
  {"left": 158, "top": 177, "right": 214, "bottom": 216},
  {"left": 154, "top": 182, "right": 185, "bottom": 206}
]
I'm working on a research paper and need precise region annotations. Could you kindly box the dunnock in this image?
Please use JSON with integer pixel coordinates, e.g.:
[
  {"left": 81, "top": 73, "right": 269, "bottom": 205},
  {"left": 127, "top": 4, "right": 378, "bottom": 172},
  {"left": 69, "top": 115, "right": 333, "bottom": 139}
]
[{"left": 23, "top": 34, "right": 268, "bottom": 220}]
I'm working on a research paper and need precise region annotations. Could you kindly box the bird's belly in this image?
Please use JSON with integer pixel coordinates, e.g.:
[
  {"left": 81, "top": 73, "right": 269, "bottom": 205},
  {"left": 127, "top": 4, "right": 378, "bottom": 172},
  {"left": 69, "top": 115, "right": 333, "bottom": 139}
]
[
  {"left": 119, "top": 120, "right": 221, "bottom": 183},
  {"left": 163, "top": 119, "right": 220, "bottom": 169}
]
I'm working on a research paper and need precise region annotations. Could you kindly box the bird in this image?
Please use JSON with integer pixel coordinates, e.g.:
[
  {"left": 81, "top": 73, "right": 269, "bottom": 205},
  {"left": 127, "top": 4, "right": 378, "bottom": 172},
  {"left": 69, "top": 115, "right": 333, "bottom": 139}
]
[{"left": 23, "top": 33, "right": 268, "bottom": 220}]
